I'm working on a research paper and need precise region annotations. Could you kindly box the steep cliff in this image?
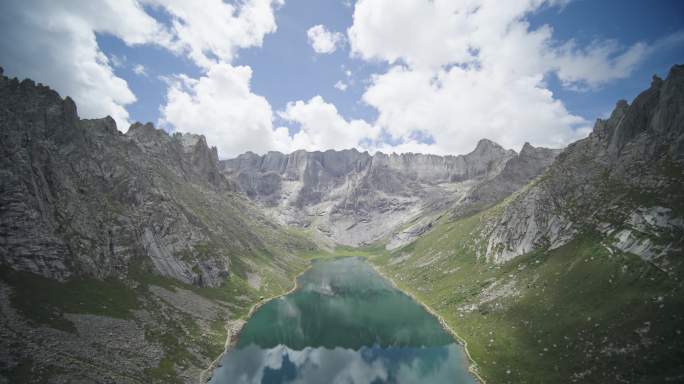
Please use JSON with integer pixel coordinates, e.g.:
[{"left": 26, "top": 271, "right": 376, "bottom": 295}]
[
  {"left": 455, "top": 143, "right": 562, "bottom": 217},
  {"left": 222, "top": 139, "right": 558, "bottom": 247},
  {"left": 480, "top": 66, "right": 684, "bottom": 266},
  {"left": 0, "top": 69, "right": 314, "bottom": 383},
  {"left": 0, "top": 70, "right": 313, "bottom": 287}
]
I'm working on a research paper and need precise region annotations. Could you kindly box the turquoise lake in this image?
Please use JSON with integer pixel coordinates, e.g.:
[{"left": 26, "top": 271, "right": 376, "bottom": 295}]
[{"left": 209, "top": 257, "right": 477, "bottom": 384}]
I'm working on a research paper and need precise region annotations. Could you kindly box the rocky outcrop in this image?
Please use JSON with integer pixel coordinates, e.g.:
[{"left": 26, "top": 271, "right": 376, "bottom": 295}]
[
  {"left": 455, "top": 143, "right": 561, "bottom": 217},
  {"left": 0, "top": 71, "right": 312, "bottom": 287},
  {"left": 221, "top": 139, "right": 544, "bottom": 246},
  {"left": 126, "top": 122, "right": 230, "bottom": 190},
  {"left": 481, "top": 65, "right": 684, "bottom": 266}
]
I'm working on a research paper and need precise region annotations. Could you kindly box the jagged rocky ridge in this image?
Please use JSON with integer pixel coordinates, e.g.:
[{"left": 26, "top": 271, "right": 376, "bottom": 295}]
[
  {"left": 0, "top": 68, "right": 312, "bottom": 288},
  {"left": 222, "top": 140, "right": 559, "bottom": 247},
  {"left": 479, "top": 65, "right": 684, "bottom": 266},
  {"left": 0, "top": 68, "right": 315, "bottom": 383}
]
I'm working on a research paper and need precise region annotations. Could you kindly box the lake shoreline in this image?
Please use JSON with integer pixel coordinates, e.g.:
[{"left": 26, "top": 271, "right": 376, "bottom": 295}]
[
  {"left": 199, "top": 255, "right": 486, "bottom": 384},
  {"left": 368, "top": 262, "right": 487, "bottom": 384},
  {"left": 198, "top": 264, "right": 313, "bottom": 384}
]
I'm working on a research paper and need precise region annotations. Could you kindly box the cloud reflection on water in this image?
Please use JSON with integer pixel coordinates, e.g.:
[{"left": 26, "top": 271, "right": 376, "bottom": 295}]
[{"left": 211, "top": 343, "right": 474, "bottom": 384}]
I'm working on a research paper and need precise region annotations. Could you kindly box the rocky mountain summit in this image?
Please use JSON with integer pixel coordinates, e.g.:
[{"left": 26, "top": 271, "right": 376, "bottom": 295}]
[
  {"left": 479, "top": 65, "right": 684, "bottom": 266},
  {"left": 0, "top": 68, "right": 311, "bottom": 287},
  {"left": 222, "top": 139, "right": 559, "bottom": 247}
]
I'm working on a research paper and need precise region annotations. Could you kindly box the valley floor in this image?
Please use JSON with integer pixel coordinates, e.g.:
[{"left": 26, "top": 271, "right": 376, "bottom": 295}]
[{"left": 3, "top": 228, "right": 683, "bottom": 384}]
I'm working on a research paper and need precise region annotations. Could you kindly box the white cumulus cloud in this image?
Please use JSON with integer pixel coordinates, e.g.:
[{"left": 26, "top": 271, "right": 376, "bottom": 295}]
[
  {"left": 278, "top": 96, "right": 380, "bottom": 152},
  {"left": 151, "top": 0, "right": 294, "bottom": 157},
  {"left": 345, "top": 0, "right": 676, "bottom": 154},
  {"left": 2, "top": 0, "right": 680, "bottom": 158},
  {"left": 0, "top": 0, "right": 282, "bottom": 134},
  {"left": 307, "top": 24, "right": 343, "bottom": 54},
  {"left": 133, "top": 64, "right": 148, "bottom": 76},
  {"left": 334, "top": 80, "right": 348, "bottom": 91},
  {"left": 158, "top": 63, "right": 289, "bottom": 158},
  {"left": 0, "top": 0, "right": 167, "bottom": 130},
  {"left": 363, "top": 65, "right": 589, "bottom": 155},
  {"left": 144, "top": 0, "right": 282, "bottom": 69}
]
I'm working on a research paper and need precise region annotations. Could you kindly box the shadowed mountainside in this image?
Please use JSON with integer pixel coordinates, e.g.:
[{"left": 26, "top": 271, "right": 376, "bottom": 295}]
[{"left": 0, "top": 67, "right": 315, "bottom": 383}]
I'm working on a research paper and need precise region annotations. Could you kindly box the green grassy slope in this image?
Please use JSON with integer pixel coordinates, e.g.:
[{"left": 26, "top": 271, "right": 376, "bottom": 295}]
[
  {"left": 0, "top": 245, "right": 310, "bottom": 384},
  {"left": 372, "top": 209, "right": 684, "bottom": 383}
]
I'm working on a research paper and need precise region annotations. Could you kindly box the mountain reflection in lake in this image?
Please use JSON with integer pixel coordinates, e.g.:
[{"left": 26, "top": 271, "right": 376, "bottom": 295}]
[{"left": 209, "top": 257, "right": 476, "bottom": 384}]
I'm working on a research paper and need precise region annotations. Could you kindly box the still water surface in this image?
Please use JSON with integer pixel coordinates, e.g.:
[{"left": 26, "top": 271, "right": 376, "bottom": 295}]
[{"left": 210, "top": 257, "right": 476, "bottom": 384}]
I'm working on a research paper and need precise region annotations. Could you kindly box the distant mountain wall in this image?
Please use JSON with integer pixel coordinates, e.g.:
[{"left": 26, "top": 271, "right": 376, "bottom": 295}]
[{"left": 222, "top": 139, "right": 559, "bottom": 246}]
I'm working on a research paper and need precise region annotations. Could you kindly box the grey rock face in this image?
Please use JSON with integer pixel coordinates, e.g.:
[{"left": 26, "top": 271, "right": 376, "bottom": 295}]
[
  {"left": 0, "top": 72, "right": 311, "bottom": 287},
  {"left": 455, "top": 142, "right": 561, "bottom": 217},
  {"left": 222, "top": 139, "right": 555, "bottom": 246},
  {"left": 481, "top": 65, "right": 684, "bottom": 266}
]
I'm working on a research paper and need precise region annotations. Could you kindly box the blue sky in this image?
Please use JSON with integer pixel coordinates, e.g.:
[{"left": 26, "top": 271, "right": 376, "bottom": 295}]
[
  {"left": 2, "top": 0, "right": 683, "bottom": 158},
  {"left": 103, "top": 0, "right": 683, "bottom": 126},
  {"left": 532, "top": 0, "right": 684, "bottom": 119},
  {"left": 99, "top": 0, "right": 386, "bottom": 127}
]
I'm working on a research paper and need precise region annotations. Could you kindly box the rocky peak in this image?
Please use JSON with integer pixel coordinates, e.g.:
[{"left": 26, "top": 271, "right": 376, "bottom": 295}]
[
  {"left": 0, "top": 70, "right": 80, "bottom": 143},
  {"left": 127, "top": 121, "right": 155, "bottom": 133},
  {"left": 178, "top": 132, "right": 223, "bottom": 187},
  {"left": 125, "top": 123, "right": 226, "bottom": 188},
  {"left": 62, "top": 96, "right": 79, "bottom": 125},
  {"left": 126, "top": 122, "right": 169, "bottom": 144},
  {"left": 519, "top": 142, "right": 561, "bottom": 159},
  {"left": 178, "top": 133, "right": 218, "bottom": 163},
  {"left": 592, "top": 100, "right": 629, "bottom": 142},
  {"left": 520, "top": 142, "right": 534, "bottom": 154},
  {"left": 226, "top": 151, "right": 269, "bottom": 172},
  {"left": 178, "top": 132, "right": 205, "bottom": 151},
  {"left": 468, "top": 138, "right": 516, "bottom": 164},
  {"left": 222, "top": 139, "right": 532, "bottom": 246},
  {"left": 608, "top": 99, "right": 630, "bottom": 125},
  {"left": 473, "top": 138, "right": 506, "bottom": 155},
  {"left": 655, "top": 65, "right": 684, "bottom": 139},
  {"left": 454, "top": 141, "right": 560, "bottom": 218},
  {"left": 605, "top": 65, "right": 682, "bottom": 157},
  {"left": 482, "top": 64, "right": 684, "bottom": 264},
  {"left": 651, "top": 73, "right": 664, "bottom": 88},
  {"left": 85, "top": 115, "right": 119, "bottom": 136},
  {"left": 1, "top": 71, "right": 312, "bottom": 288}
]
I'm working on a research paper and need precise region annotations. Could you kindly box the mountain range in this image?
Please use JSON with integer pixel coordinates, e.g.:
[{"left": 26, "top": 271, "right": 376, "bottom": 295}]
[
  {"left": 1, "top": 65, "right": 683, "bottom": 383},
  {"left": 221, "top": 139, "right": 559, "bottom": 248}
]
